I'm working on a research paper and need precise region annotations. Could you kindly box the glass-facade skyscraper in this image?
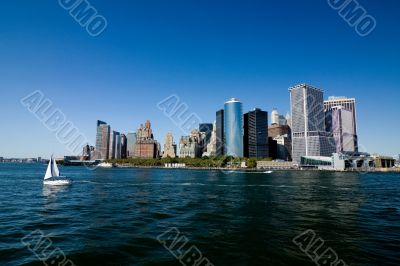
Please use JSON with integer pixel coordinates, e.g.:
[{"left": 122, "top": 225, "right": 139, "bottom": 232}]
[
  {"left": 216, "top": 109, "right": 224, "bottom": 156},
  {"left": 324, "top": 96, "right": 358, "bottom": 152},
  {"left": 224, "top": 98, "right": 243, "bottom": 157},
  {"left": 244, "top": 108, "right": 269, "bottom": 158},
  {"left": 95, "top": 120, "right": 110, "bottom": 160},
  {"left": 290, "top": 84, "right": 335, "bottom": 163}
]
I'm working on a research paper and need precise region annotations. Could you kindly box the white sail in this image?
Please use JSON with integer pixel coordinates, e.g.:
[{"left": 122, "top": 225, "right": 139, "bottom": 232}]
[
  {"left": 44, "top": 158, "right": 53, "bottom": 180},
  {"left": 43, "top": 156, "right": 71, "bottom": 186},
  {"left": 52, "top": 158, "right": 60, "bottom": 177}
]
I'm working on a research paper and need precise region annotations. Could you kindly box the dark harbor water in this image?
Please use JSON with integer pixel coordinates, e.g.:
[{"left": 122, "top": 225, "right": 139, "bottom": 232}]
[{"left": 0, "top": 164, "right": 399, "bottom": 266}]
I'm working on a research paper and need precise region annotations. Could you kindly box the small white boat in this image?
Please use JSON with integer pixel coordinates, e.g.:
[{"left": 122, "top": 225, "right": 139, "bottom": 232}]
[
  {"left": 264, "top": 171, "right": 273, "bottom": 174},
  {"left": 97, "top": 162, "right": 113, "bottom": 168},
  {"left": 43, "top": 156, "right": 72, "bottom": 186}
]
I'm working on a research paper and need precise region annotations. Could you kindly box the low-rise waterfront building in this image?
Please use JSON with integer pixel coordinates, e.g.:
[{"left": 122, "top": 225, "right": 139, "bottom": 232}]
[
  {"left": 373, "top": 155, "right": 396, "bottom": 168},
  {"left": 164, "top": 163, "right": 186, "bottom": 168},
  {"left": 257, "top": 160, "right": 296, "bottom": 170},
  {"left": 300, "top": 152, "right": 374, "bottom": 171}
]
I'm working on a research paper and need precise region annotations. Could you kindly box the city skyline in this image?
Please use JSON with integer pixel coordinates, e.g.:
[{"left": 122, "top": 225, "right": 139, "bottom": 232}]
[
  {"left": 1, "top": 1, "right": 400, "bottom": 157},
  {"left": 2, "top": 87, "right": 399, "bottom": 159}
]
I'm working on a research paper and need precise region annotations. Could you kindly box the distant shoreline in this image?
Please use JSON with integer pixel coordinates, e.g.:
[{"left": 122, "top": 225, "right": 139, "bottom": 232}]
[{"left": 112, "top": 163, "right": 400, "bottom": 173}]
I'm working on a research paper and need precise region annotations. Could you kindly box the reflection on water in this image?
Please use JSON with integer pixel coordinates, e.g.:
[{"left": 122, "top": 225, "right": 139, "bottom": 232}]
[{"left": 42, "top": 184, "right": 68, "bottom": 198}]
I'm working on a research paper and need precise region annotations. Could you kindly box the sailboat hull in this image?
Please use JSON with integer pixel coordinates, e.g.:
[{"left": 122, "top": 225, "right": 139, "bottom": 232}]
[{"left": 43, "top": 177, "right": 72, "bottom": 186}]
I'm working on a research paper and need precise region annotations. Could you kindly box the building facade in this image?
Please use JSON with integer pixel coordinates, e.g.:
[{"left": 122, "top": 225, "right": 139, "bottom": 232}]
[
  {"left": 274, "top": 134, "right": 292, "bottom": 161},
  {"left": 199, "top": 123, "right": 213, "bottom": 153},
  {"left": 271, "top": 108, "right": 279, "bottom": 125},
  {"left": 179, "top": 129, "right": 202, "bottom": 158},
  {"left": 162, "top": 133, "right": 177, "bottom": 158},
  {"left": 203, "top": 122, "right": 217, "bottom": 157},
  {"left": 134, "top": 120, "right": 159, "bottom": 158},
  {"left": 243, "top": 108, "right": 269, "bottom": 158},
  {"left": 114, "top": 131, "right": 121, "bottom": 159},
  {"left": 121, "top": 134, "right": 127, "bottom": 159},
  {"left": 324, "top": 96, "right": 358, "bottom": 152},
  {"left": 108, "top": 130, "right": 116, "bottom": 160},
  {"left": 95, "top": 120, "right": 110, "bottom": 160},
  {"left": 268, "top": 124, "right": 291, "bottom": 139},
  {"left": 290, "top": 84, "right": 336, "bottom": 163},
  {"left": 326, "top": 106, "right": 357, "bottom": 153},
  {"left": 224, "top": 98, "right": 243, "bottom": 157},
  {"left": 126, "top": 132, "right": 137, "bottom": 158},
  {"left": 216, "top": 109, "right": 224, "bottom": 156}
]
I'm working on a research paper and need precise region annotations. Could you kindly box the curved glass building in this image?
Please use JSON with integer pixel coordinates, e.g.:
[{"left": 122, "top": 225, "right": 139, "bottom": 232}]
[{"left": 224, "top": 98, "right": 243, "bottom": 157}]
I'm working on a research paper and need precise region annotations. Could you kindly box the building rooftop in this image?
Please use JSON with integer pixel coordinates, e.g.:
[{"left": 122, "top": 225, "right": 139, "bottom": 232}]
[
  {"left": 325, "top": 96, "right": 355, "bottom": 102},
  {"left": 288, "top": 84, "right": 323, "bottom": 92},
  {"left": 226, "top": 98, "right": 241, "bottom": 103}
]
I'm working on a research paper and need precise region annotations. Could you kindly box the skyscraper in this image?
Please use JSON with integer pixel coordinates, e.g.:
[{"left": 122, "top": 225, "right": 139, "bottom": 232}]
[
  {"left": 121, "top": 134, "right": 127, "bottom": 159},
  {"left": 324, "top": 96, "right": 358, "bottom": 152},
  {"left": 109, "top": 130, "right": 116, "bottom": 160},
  {"left": 224, "top": 98, "right": 243, "bottom": 157},
  {"left": 244, "top": 108, "right": 269, "bottom": 158},
  {"left": 290, "top": 84, "right": 335, "bottom": 163},
  {"left": 203, "top": 122, "right": 217, "bottom": 157},
  {"left": 199, "top": 123, "right": 213, "bottom": 153},
  {"left": 114, "top": 131, "right": 121, "bottom": 159},
  {"left": 216, "top": 109, "right": 224, "bottom": 156},
  {"left": 179, "top": 129, "right": 202, "bottom": 158},
  {"left": 134, "top": 120, "right": 159, "bottom": 158},
  {"left": 326, "top": 106, "right": 356, "bottom": 153},
  {"left": 271, "top": 108, "right": 279, "bottom": 125},
  {"left": 126, "top": 132, "right": 137, "bottom": 158},
  {"left": 162, "top": 133, "right": 177, "bottom": 158},
  {"left": 95, "top": 120, "right": 110, "bottom": 160}
]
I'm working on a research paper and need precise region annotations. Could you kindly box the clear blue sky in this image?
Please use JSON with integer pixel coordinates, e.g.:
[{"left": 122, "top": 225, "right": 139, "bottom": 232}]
[{"left": 0, "top": 0, "right": 399, "bottom": 158}]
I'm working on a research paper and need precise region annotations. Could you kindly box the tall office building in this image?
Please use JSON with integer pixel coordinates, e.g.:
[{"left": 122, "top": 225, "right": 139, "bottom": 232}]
[
  {"left": 134, "top": 120, "right": 159, "bottom": 158},
  {"left": 114, "top": 131, "right": 121, "bottom": 159},
  {"left": 162, "top": 133, "right": 177, "bottom": 158},
  {"left": 224, "top": 98, "right": 244, "bottom": 157},
  {"left": 326, "top": 106, "right": 356, "bottom": 153},
  {"left": 108, "top": 130, "right": 116, "bottom": 160},
  {"left": 95, "top": 120, "right": 110, "bottom": 159},
  {"left": 179, "top": 129, "right": 203, "bottom": 158},
  {"left": 199, "top": 123, "right": 213, "bottom": 153},
  {"left": 324, "top": 96, "right": 358, "bottom": 152},
  {"left": 290, "top": 84, "right": 335, "bottom": 163},
  {"left": 244, "top": 108, "right": 269, "bottom": 158},
  {"left": 203, "top": 122, "right": 217, "bottom": 157},
  {"left": 126, "top": 132, "right": 137, "bottom": 158},
  {"left": 271, "top": 108, "right": 279, "bottom": 125},
  {"left": 121, "top": 134, "right": 127, "bottom": 159},
  {"left": 216, "top": 109, "right": 224, "bottom": 156}
]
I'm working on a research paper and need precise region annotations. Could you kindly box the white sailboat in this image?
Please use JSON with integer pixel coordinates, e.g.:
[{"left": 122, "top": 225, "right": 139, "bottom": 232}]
[{"left": 43, "top": 156, "right": 72, "bottom": 186}]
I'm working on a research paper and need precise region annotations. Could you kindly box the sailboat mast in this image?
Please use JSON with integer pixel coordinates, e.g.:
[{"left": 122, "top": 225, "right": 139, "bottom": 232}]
[{"left": 51, "top": 157, "right": 54, "bottom": 177}]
